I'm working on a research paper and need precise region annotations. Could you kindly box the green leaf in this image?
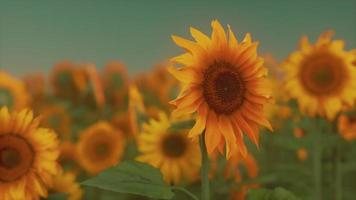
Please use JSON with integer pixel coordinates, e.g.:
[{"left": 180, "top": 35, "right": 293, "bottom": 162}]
[
  {"left": 247, "top": 187, "right": 301, "bottom": 200},
  {"left": 47, "top": 193, "right": 68, "bottom": 200},
  {"left": 81, "top": 161, "right": 175, "bottom": 199}
]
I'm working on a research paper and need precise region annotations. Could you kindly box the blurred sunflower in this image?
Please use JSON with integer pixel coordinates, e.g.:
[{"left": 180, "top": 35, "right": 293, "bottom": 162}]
[
  {"left": 52, "top": 172, "right": 83, "bottom": 200},
  {"left": 338, "top": 114, "right": 356, "bottom": 141},
  {"left": 77, "top": 121, "right": 125, "bottom": 174},
  {"left": 23, "top": 73, "right": 46, "bottom": 106},
  {"left": 83, "top": 64, "right": 105, "bottom": 108},
  {"left": 226, "top": 152, "right": 259, "bottom": 200},
  {"left": 0, "top": 71, "right": 30, "bottom": 110},
  {"left": 102, "top": 61, "right": 129, "bottom": 108},
  {"left": 135, "top": 63, "right": 178, "bottom": 109},
  {"left": 111, "top": 112, "right": 135, "bottom": 138},
  {"left": 59, "top": 141, "right": 80, "bottom": 173},
  {"left": 283, "top": 31, "right": 356, "bottom": 120},
  {"left": 128, "top": 84, "right": 146, "bottom": 137},
  {"left": 51, "top": 61, "right": 83, "bottom": 99},
  {"left": 40, "top": 105, "right": 72, "bottom": 140},
  {"left": 169, "top": 20, "right": 272, "bottom": 158},
  {"left": 0, "top": 107, "right": 61, "bottom": 200},
  {"left": 136, "top": 113, "right": 201, "bottom": 184}
]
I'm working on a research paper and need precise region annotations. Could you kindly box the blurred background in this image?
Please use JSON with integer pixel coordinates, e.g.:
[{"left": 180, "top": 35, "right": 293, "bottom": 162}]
[{"left": 0, "top": 0, "right": 355, "bottom": 75}]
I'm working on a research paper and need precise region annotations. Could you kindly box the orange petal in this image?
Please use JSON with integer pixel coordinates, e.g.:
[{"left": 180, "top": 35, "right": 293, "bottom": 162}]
[
  {"left": 234, "top": 113, "right": 259, "bottom": 146},
  {"left": 242, "top": 102, "right": 273, "bottom": 131},
  {"left": 211, "top": 20, "right": 227, "bottom": 46},
  {"left": 168, "top": 66, "right": 202, "bottom": 84},
  {"left": 227, "top": 24, "right": 238, "bottom": 48},
  {"left": 205, "top": 111, "right": 222, "bottom": 155},
  {"left": 189, "top": 103, "right": 208, "bottom": 138},
  {"left": 172, "top": 98, "right": 203, "bottom": 117},
  {"left": 218, "top": 115, "right": 237, "bottom": 159}
]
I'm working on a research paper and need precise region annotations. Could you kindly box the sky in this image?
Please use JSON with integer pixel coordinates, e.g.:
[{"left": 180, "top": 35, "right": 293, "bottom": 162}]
[{"left": 0, "top": 0, "right": 355, "bottom": 76}]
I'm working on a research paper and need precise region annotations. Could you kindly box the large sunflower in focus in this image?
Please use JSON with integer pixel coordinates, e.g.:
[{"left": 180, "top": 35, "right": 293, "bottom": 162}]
[
  {"left": 0, "top": 107, "right": 60, "bottom": 200},
  {"left": 283, "top": 31, "right": 356, "bottom": 119},
  {"left": 169, "top": 20, "right": 272, "bottom": 158},
  {"left": 0, "top": 72, "right": 30, "bottom": 110},
  {"left": 136, "top": 113, "right": 201, "bottom": 184},
  {"left": 77, "top": 121, "right": 125, "bottom": 174}
]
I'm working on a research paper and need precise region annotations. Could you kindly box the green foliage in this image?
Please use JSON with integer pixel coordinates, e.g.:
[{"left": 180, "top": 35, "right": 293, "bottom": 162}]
[
  {"left": 47, "top": 193, "right": 68, "bottom": 200},
  {"left": 81, "top": 161, "right": 175, "bottom": 199},
  {"left": 247, "top": 187, "right": 301, "bottom": 200}
]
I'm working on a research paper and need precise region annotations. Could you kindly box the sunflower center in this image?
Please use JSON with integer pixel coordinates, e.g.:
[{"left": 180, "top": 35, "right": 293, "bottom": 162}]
[
  {"left": 0, "top": 135, "right": 34, "bottom": 182},
  {"left": 203, "top": 61, "right": 245, "bottom": 114},
  {"left": 161, "top": 134, "right": 187, "bottom": 158},
  {"left": 0, "top": 148, "right": 21, "bottom": 169},
  {"left": 300, "top": 53, "right": 346, "bottom": 96},
  {"left": 95, "top": 143, "right": 109, "bottom": 156}
]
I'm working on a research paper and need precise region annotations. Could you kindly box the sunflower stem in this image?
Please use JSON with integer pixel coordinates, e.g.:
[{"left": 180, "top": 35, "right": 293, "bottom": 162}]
[
  {"left": 335, "top": 143, "right": 342, "bottom": 200},
  {"left": 313, "top": 121, "right": 322, "bottom": 200},
  {"left": 200, "top": 132, "right": 210, "bottom": 200}
]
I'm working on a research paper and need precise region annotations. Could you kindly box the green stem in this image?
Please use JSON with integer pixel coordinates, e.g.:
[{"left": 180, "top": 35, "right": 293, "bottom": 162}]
[
  {"left": 171, "top": 187, "right": 199, "bottom": 200},
  {"left": 313, "top": 123, "right": 322, "bottom": 200},
  {"left": 335, "top": 144, "right": 342, "bottom": 200},
  {"left": 200, "top": 132, "right": 210, "bottom": 200}
]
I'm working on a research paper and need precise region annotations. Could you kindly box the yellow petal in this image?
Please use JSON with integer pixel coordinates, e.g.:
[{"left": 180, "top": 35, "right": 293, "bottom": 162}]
[
  {"left": 190, "top": 26, "right": 211, "bottom": 48},
  {"left": 211, "top": 20, "right": 227, "bottom": 46},
  {"left": 171, "top": 35, "right": 205, "bottom": 56}
]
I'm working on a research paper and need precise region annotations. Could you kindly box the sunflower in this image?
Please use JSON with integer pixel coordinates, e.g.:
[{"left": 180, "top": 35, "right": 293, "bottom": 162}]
[
  {"left": 52, "top": 171, "right": 83, "bottom": 200},
  {"left": 77, "top": 121, "right": 125, "bottom": 174},
  {"left": 169, "top": 20, "right": 272, "bottom": 158},
  {"left": 283, "top": 31, "right": 356, "bottom": 120},
  {"left": 0, "top": 71, "right": 30, "bottom": 110},
  {"left": 338, "top": 114, "right": 356, "bottom": 141},
  {"left": 40, "top": 105, "right": 72, "bottom": 140},
  {"left": 136, "top": 113, "right": 201, "bottom": 184},
  {"left": 0, "top": 107, "right": 61, "bottom": 200},
  {"left": 102, "top": 61, "right": 129, "bottom": 108}
]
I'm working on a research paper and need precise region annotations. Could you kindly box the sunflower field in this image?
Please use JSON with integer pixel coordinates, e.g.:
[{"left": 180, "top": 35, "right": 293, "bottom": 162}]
[{"left": 1, "top": 16, "right": 356, "bottom": 200}]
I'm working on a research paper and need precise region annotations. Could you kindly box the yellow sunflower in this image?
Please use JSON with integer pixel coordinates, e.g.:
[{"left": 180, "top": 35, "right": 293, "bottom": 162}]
[
  {"left": 0, "top": 71, "right": 30, "bottom": 110},
  {"left": 283, "top": 31, "right": 356, "bottom": 120},
  {"left": 136, "top": 113, "right": 201, "bottom": 184},
  {"left": 169, "top": 20, "right": 272, "bottom": 158},
  {"left": 52, "top": 171, "right": 83, "bottom": 200},
  {"left": 77, "top": 121, "right": 125, "bottom": 174},
  {"left": 0, "top": 107, "right": 61, "bottom": 200}
]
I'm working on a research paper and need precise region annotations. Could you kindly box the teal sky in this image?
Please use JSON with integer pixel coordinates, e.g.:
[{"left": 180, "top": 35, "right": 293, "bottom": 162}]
[{"left": 0, "top": 0, "right": 355, "bottom": 76}]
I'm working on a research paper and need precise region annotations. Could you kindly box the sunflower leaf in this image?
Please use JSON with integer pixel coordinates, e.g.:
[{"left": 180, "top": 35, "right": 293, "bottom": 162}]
[{"left": 81, "top": 161, "right": 175, "bottom": 199}]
